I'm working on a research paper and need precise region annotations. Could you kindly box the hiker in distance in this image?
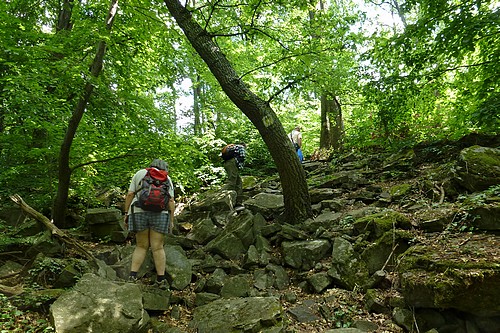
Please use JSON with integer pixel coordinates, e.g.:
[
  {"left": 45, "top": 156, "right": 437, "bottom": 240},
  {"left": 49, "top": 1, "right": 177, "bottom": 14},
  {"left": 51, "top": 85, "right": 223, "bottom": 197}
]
[
  {"left": 221, "top": 143, "right": 246, "bottom": 212},
  {"left": 124, "top": 158, "right": 175, "bottom": 289},
  {"left": 289, "top": 126, "right": 304, "bottom": 162}
]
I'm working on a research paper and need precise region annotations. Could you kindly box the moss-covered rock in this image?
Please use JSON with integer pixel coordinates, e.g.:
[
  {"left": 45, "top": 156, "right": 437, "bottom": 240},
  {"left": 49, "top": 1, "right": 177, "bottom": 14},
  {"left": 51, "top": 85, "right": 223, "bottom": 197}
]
[
  {"left": 282, "top": 239, "right": 331, "bottom": 271},
  {"left": 328, "top": 237, "right": 369, "bottom": 290},
  {"left": 389, "top": 183, "right": 412, "bottom": 200},
  {"left": 398, "top": 234, "right": 500, "bottom": 316},
  {"left": 457, "top": 146, "right": 500, "bottom": 192},
  {"left": 361, "top": 230, "right": 413, "bottom": 274},
  {"left": 468, "top": 202, "right": 500, "bottom": 231},
  {"left": 382, "top": 149, "right": 416, "bottom": 171},
  {"left": 353, "top": 210, "right": 412, "bottom": 241},
  {"left": 242, "top": 176, "right": 258, "bottom": 190},
  {"left": 413, "top": 204, "right": 458, "bottom": 232}
]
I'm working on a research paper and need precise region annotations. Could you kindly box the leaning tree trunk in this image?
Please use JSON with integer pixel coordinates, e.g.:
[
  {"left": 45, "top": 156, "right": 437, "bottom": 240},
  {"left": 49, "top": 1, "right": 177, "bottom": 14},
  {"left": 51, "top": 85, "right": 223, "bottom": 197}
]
[
  {"left": 52, "top": 0, "right": 119, "bottom": 227},
  {"left": 163, "top": 0, "right": 312, "bottom": 223}
]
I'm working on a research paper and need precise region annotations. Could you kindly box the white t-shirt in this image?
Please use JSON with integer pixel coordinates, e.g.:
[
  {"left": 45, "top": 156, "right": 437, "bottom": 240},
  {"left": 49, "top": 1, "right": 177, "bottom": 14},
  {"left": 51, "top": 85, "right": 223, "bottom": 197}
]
[
  {"left": 127, "top": 168, "right": 174, "bottom": 214},
  {"left": 289, "top": 130, "right": 302, "bottom": 146}
]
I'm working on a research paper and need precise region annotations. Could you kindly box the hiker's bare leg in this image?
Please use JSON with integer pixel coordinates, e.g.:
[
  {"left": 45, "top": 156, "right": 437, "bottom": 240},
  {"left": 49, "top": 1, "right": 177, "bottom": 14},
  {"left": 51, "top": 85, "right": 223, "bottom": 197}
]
[
  {"left": 131, "top": 229, "right": 150, "bottom": 272},
  {"left": 150, "top": 229, "right": 166, "bottom": 276}
]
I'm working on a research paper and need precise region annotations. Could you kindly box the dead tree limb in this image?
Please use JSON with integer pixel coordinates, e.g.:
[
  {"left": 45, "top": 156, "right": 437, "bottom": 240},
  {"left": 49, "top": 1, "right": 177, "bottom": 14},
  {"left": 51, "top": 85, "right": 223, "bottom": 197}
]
[
  {"left": 9, "top": 194, "right": 95, "bottom": 261},
  {"left": 381, "top": 243, "right": 399, "bottom": 272},
  {"left": 436, "top": 183, "right": 445, "bottom": 204}
]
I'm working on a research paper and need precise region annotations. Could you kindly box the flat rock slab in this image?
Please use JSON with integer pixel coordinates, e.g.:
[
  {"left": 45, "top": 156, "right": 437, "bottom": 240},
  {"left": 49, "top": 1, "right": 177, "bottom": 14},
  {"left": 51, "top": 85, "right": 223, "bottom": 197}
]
[{"left": 190, "top": 296, "right": 283, "bottom": 332}]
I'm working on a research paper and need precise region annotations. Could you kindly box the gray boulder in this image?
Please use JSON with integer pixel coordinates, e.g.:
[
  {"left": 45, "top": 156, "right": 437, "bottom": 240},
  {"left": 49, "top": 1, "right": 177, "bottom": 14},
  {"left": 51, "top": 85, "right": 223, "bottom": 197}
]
[
  {"left": 190, "top": 297, "right": 283, "bottom": 332},
  {"left": 165, "top": 245, "right": 192, "bottom": 290},
  {"left": 328, "top": 237, "right": 369, "bottom": 290},
  {"left": 204, "top": 210, "right": 256, "bottom": 260},
  {"left": 282, "top": 239, "right": 331, "bottom": 270},
  {"left": 50, "top": 273, "right": 149, "bottom": 333},
  {"left": 309, "top": 188, "right": 344, "bottom": 204},
  {"left": 85, "top": 208, "right": 127, "bottom": 242},
  {"left": 191, "top": 190, "right": 236, "bottom": 212},
  {"left": 266, "top": 263, "right": 290, "bottom": 290},
  {"left": 185, "top": 215, "right": 219, "bottom": 245},
  {"left": 220, "top": 274, "right": 253, "bottom": 298},
  {"left": 204, "top": 268, "right": 227, "bottom": 294},
  {"left": 302, "top": 211, "right": 343, "bottom": 233},
  {"left": 244, "top": 193, "right": 284, "bottom": 219}
]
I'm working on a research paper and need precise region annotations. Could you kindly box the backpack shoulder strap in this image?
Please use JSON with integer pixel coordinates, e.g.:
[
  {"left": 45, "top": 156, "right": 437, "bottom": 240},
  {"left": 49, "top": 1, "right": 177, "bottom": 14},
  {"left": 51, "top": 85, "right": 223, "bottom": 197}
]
[{"left": 134, "top": 168, "right": 151, "bottom": 195}]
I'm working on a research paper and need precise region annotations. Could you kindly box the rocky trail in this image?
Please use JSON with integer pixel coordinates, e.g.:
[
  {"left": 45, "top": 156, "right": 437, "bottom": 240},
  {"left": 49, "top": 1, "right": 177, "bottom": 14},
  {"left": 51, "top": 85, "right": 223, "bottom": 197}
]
[{"left": 1, "top": 133, "right": 499, "bottom": 333}]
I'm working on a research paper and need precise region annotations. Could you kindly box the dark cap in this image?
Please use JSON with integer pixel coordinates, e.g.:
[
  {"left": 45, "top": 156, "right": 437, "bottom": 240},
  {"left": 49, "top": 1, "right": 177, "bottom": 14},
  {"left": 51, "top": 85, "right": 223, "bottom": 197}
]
[{"left": 150, "top": 158, "right": 168, "bottom": 171}]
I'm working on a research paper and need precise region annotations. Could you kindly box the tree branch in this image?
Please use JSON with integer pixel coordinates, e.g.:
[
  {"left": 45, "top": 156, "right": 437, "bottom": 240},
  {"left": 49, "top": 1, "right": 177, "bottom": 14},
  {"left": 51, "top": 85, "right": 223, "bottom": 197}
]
[
  {"left": 267, "top": 76, "right": 310, "bottom": 104},
  {"left": 70, "top": 152, "right": 140, "bottom": 172},
  {"left": 438, "top": 60, "right": 496, "bottom": 74}
]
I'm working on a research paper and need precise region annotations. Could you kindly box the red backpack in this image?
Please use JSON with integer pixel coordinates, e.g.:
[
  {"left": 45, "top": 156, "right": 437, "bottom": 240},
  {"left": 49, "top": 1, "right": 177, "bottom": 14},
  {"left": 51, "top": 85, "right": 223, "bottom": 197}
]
[
  {"left": 221, "top": 144, "right": 236, "bottom": 160},
  {"left": 135, "top": 168, "right": 170, "bottom": 212}
]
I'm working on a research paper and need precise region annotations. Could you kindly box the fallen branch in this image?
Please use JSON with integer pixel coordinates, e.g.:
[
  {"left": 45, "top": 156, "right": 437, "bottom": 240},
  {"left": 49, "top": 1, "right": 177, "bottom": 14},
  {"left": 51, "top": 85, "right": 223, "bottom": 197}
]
[
  {"left": 0, "top": 283, "right": 23, "bottom": 296},
  {"left": 459, "top": 237, "right": 471, "bottom": 246},
  {"left": 435, "top": 183, "right": 445, "bottom": 204},
  {"left": 0, "top": 251, "right": 23, "bottom": 256},
  {"left": 9, "top": 194, "right": 95, "bottom": 261},
  {"left": 381, "top": 243, "right": 399, "bottom": 272}
]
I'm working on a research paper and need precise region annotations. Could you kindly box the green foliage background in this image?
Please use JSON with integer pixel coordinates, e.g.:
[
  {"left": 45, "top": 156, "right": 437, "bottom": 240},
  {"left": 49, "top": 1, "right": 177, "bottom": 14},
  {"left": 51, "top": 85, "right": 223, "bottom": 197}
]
[{"left": 0, "top": 0, "right": 498, "bottom": 212}]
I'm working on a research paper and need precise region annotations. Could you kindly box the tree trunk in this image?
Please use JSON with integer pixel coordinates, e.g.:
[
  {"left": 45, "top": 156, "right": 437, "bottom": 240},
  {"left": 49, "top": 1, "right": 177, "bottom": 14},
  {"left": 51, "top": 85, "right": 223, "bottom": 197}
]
[
  {"left": 392, "top": 0, "right": 407, "bottom": 28},
  {"left": 56, "top": 0, "right": 75, "bottom": 32},
  {"left": 311, "top": 3, "right": 343, "bottom": 152},
  {"left": 193, "top": 74, "right": 202, "bottom": 135},
  {"left": 163, "top": 0, "right": 312, "bottom": 223},
  {"left": 320, "top": 94, "right": 343, "bottom": 150},
  {"left": 52, "top": 0, "right": 119, "bottom": 227}
]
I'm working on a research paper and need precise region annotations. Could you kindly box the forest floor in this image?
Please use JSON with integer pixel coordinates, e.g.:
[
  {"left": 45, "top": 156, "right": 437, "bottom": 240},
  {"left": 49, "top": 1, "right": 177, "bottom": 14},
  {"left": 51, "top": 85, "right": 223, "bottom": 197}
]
[
  {"left": 155, "top": 279, "right": 406, "bottom": 332},
  {"left": 3, "top": 134, "right": 499, "bottom": 333}
]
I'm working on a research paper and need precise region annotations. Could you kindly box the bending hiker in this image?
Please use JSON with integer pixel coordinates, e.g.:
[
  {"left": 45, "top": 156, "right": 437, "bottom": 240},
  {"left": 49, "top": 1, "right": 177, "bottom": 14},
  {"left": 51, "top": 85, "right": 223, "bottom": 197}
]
[
  {"left": 221, "top": 143, "right": 246, "bottom": 212},
  {"left": 289, "top": 126, "right": 304, "bottom": 162},
  {"left": 124, "top": 158, "right": 175, "bottom": 288}
]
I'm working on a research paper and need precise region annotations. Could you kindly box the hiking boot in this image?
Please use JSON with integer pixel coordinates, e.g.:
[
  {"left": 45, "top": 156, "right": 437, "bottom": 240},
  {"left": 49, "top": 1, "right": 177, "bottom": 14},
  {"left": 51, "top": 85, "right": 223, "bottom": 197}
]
[
  {"left": 234, "top": 205, "right": 245, "bottom": 212},
  {"left": 154, "top": 279, "right": 169, "bottom": 290},
  {"left": 128, "top": 275, "right": 139, "bottom": 283}
]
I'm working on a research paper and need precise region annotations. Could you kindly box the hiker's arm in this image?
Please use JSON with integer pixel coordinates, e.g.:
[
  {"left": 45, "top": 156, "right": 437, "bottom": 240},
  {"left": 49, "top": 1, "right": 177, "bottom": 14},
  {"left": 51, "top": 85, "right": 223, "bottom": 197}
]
[
  {"left": 124, "top": 191, "right": 134, "bottom": 221},
  {"left": 168, "top": 198, "right": 175, "bottom": 233}
]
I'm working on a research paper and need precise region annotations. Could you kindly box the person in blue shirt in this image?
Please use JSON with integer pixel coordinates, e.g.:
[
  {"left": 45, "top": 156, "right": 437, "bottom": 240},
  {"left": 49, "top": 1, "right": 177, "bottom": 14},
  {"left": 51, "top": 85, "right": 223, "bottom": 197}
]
[{"left": 289, "top": 126, "right": 304, "bottom": 162}]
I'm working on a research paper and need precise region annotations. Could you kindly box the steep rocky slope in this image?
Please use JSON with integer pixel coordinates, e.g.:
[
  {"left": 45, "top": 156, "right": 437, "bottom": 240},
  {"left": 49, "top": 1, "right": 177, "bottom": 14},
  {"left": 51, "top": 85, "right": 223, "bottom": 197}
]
[{"left": 1, "top": 133, "right": 499, "bottom": 333}]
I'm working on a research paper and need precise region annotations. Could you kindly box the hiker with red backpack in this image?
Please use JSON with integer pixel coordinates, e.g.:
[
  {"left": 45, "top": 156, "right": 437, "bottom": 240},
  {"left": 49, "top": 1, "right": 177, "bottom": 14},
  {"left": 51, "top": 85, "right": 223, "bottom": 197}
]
[
  {"left": 123, "top": 158, "right": 175, "bottom": 288},
  {"left": 221, "top": 143, "right": 246, "bottom": 212}
]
